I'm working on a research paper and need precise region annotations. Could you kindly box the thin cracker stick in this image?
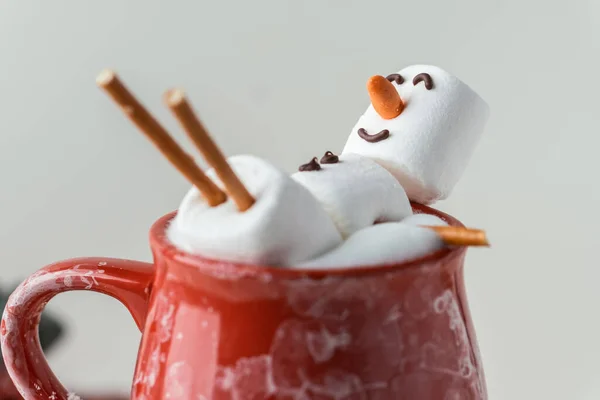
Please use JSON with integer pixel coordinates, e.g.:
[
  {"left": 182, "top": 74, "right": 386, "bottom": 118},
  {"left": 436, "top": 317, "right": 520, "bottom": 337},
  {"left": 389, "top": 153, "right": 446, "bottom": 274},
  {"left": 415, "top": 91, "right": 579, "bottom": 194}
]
[
  {"left": 165, "top": 89, "right": 255, "bottom": 212},
  {"left": 425, "top": 226, "right": 489, "bottom": 247},
  {"left": 96, "top": 70, "right": 226, "bottom": 207}
]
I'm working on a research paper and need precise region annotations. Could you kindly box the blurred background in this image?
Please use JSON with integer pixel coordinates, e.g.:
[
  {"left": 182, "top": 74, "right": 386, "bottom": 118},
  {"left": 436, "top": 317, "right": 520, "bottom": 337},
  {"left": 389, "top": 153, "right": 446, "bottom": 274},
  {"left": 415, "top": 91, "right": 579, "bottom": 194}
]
[{"left": 1, "top": 0, "right": 598, "bottom": 399}]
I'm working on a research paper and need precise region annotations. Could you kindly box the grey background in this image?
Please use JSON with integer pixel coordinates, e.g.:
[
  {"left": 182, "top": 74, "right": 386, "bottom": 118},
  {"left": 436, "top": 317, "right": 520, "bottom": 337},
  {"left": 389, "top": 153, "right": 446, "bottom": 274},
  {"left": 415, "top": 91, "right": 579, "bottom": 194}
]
[{"left": 1, "top": 0, "right": 598, "bottom": 399}]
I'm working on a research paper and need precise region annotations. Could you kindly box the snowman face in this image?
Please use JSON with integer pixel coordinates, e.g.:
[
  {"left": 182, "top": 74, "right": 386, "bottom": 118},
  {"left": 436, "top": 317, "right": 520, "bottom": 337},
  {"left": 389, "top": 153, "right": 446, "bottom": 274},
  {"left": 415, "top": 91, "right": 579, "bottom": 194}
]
[{"left": 342, "top": 64, "right": 489, "bottom": 204}]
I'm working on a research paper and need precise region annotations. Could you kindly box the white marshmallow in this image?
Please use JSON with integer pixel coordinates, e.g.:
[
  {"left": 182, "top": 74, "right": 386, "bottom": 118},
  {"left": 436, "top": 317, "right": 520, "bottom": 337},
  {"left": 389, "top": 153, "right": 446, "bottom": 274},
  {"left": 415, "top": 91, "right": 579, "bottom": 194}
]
[
  {"left": 291, "top": 153, "right": 412, "bottom": 238},
  {"left": 342, "top": 65, "right": 490, "bottom": 204},
  {"left": 167, "top": 155, "right": 342, "bottom": 266},
  {"left": 298, "top": 215, "right": 448, "bottom": 269}
]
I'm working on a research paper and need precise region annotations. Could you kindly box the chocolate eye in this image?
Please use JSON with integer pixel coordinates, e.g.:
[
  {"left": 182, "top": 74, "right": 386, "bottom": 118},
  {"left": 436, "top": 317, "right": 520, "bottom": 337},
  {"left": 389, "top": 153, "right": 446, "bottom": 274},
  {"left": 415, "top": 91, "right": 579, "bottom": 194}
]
[
  {"left": 385, "top": 73, "right": 404, "bottom": 85},
  {"left": 412, "top": 73, "right": 434, "bottom": 90},
  {"left": 298, "top": 157, "right": 321, "bottom": 172}
]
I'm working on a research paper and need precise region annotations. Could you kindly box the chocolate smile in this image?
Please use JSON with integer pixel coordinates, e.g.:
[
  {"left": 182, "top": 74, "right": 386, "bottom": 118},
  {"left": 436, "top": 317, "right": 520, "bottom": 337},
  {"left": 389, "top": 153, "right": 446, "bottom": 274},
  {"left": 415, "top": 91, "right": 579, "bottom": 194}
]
[{"left": 357, "top": 128, "right": 390, "bottom": 143}]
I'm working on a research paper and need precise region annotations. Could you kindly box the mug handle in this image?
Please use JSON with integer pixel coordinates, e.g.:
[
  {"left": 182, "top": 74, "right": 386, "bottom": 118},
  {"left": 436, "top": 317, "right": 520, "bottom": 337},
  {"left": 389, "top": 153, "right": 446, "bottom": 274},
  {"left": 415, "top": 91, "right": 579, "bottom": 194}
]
[{"left": 1, "top": 257, "right": 155, "bottom": 400}]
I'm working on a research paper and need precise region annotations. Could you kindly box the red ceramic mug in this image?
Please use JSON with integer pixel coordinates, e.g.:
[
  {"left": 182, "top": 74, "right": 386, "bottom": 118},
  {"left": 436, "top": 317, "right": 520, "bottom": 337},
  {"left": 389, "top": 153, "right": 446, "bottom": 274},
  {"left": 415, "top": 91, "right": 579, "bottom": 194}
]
[{"left": 1, "top": 204, "right": 487, "bottom": 400}]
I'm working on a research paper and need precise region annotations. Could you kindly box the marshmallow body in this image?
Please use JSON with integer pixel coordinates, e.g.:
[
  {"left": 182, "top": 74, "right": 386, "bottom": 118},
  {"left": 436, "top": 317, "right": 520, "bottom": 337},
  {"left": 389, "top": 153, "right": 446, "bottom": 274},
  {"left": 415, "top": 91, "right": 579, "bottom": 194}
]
[
  {"left": 298, "top": 214, "right": 448, "bottom": 269},
  {"left": 342, "top": 65, "right": 490, "bottom": 204},
  {"left": 291, "top": 153, "right": 412, "bottom": 238},
  {"left": 167, "top": 155, "right": 342, "bottom": 266}
]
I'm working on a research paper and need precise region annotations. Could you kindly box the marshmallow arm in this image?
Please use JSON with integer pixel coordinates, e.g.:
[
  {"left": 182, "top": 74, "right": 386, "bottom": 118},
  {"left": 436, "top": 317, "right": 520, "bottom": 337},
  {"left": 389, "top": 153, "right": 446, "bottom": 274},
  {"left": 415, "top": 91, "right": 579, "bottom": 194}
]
[
  {"left": 168, "top": 155, "right": 342, "bottom": 265},
  {"left": 298, "top": 215, "right": 448, "bottom": 269}
]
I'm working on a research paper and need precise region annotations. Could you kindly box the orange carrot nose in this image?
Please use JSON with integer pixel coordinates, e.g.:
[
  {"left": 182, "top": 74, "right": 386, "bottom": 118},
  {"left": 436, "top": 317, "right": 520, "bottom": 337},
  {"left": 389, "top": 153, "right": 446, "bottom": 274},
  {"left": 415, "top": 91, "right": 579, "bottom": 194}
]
[{"left": 367, "top": 75, "right": 404, "bottom": 119}]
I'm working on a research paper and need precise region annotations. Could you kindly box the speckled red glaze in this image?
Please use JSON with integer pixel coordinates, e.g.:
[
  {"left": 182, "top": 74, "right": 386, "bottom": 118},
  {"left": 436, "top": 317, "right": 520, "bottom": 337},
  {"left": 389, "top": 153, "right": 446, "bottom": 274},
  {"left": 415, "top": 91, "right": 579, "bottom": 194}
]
[{"left": 1, "top": 204, "right": 486, "bottom": 400}]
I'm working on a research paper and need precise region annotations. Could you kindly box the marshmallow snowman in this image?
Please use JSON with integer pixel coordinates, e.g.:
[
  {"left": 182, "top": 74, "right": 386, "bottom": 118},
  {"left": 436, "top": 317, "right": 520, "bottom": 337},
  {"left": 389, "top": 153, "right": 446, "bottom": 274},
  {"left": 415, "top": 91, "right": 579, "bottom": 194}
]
[
  {"left": 168, "top": 155, "right": 342, "bottom": 265},
  {"left": 100, "top": 68, "right": 489, "bottom": 272},
  {"left": 291, "top": 152, "right": 412, "bottom": 238},
  {"left": 342, "top": 65, "right": 490, "bottom": 204}
]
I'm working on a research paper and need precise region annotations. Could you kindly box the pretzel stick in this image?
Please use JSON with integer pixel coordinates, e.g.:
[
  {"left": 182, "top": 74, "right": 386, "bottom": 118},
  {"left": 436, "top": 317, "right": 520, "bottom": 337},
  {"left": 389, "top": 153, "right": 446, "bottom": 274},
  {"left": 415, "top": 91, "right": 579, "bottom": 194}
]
[
  {"left": 425, "top": 226, "right": 489, "bottom": 247},
  {"left": 96, "top": 70, "right": 226, "bottom": 206},
  {"left": 165, "top": 89, "right": 255, "bottom": 212}
]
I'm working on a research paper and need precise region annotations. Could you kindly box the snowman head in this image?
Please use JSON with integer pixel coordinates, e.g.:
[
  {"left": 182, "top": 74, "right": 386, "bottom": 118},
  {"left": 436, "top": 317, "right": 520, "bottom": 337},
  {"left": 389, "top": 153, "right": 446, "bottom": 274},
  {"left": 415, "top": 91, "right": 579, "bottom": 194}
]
[{"left": 342, "top": 65, "right": 489, "bottom": 204}]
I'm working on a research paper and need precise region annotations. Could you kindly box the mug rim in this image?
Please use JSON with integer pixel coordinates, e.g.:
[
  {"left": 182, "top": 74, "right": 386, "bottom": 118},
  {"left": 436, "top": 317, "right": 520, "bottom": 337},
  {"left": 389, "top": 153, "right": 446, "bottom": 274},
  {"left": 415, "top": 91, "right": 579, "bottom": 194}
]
[{"left": 149, "top": 202, "right": 468, "bottom": 280}]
